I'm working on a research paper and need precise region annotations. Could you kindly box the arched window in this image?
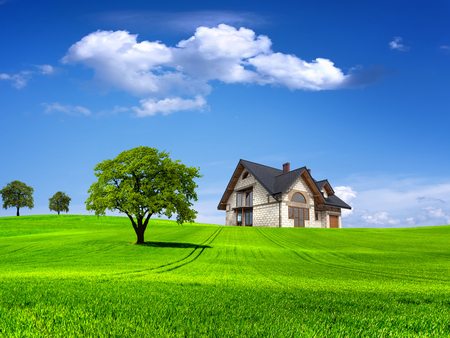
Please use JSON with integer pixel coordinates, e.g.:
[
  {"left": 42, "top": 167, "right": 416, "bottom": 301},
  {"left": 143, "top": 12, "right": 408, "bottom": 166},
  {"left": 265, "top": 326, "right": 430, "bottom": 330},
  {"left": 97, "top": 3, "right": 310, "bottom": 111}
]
[
  {"left": 243, "top": 171, "right": 250, "bottom": 179},
  {"left": 291, "top": 192, "right": 306, "bottom": 203}
]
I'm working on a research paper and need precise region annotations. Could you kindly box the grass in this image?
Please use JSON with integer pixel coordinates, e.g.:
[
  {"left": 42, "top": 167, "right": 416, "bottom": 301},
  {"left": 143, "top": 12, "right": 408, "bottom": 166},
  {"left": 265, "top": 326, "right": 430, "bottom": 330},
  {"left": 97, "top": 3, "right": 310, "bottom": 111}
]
[{"left": 0, "top": 215, "right": 449, "bottom": 337}]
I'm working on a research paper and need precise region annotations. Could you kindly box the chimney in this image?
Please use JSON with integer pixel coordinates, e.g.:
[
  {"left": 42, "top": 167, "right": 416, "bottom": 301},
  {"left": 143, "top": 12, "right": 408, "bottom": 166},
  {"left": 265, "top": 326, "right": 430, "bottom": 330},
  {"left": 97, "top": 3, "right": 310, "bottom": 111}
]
[
  {"left": 282, "top": 162, "right": 290, "bottom": 173},
  {"left": 307, "top": 169, "right": 311, "bottom": 175}
]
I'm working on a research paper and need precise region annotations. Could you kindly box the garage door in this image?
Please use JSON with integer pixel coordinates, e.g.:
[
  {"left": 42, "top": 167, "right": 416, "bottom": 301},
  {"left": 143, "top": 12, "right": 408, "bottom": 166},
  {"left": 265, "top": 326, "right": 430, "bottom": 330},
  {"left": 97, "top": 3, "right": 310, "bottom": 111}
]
[{"left": 329, "top": 215, "right": 339, "bottom": 228}]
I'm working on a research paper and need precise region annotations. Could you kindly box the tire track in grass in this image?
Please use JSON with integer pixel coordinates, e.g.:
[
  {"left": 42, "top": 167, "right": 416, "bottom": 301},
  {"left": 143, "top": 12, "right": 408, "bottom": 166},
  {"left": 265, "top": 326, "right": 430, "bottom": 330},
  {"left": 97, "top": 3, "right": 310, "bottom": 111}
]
[
  {"left": 116, "top": 227, "right": 222, "bottom": 276},
  {"left": 257, "top": 228, "right": 319, "bottom": 264},
  {"left": 156, "top": 227, "right": 223, "bottom": 273},
  {"left": 261, "top": 228, "right": 447, "bottom": 283}
]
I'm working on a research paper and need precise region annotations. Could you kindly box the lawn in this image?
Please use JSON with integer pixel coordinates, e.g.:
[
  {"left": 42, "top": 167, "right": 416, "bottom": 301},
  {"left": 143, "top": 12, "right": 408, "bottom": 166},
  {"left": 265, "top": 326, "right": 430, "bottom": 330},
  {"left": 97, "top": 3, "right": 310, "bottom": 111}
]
[{"left": 0, "top": 215, "right": 449, "bottom": 337}]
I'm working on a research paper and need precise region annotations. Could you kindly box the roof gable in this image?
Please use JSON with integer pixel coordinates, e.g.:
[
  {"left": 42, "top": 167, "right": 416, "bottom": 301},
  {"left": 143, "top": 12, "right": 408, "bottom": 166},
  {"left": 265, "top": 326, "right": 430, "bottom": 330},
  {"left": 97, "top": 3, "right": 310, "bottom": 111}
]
[
  {"left": 240, "top": 159, "right": 282, "bottom": 195},
  {"left": 315, "top": 179, "right": 335, "bottom": 196},
  {"left": 273, "top": 168, "right": 306, "bottom": 195},
  {"left": 217, "top": 159, "right": 351, "bottom": 210}
]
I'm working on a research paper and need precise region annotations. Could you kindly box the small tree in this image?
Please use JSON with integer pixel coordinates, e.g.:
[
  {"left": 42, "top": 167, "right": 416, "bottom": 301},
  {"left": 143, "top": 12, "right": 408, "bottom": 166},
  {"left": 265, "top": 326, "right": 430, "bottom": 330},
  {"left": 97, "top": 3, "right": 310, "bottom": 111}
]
[
  {"left": 49, "top": 191, "right": 71, "bottom": 215},
  {"left": 85, "top": 146, "right": 202, "bottom": 244},
  {"left": 0, "top": 180, "right": 34, "bottom": 216}
]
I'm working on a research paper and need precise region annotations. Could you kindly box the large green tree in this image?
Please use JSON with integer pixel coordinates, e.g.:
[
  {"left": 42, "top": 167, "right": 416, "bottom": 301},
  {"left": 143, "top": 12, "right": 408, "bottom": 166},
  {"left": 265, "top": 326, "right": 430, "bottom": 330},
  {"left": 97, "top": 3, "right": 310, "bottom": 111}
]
[
  {"left": 49, "top": 191, "right": 71, "bottom": 215},
  {"left": 85, "top": 147, "right": 202, "bottom": 244},
  {"left": 0, "top": 180, "right": 34, "bottom": 216}
]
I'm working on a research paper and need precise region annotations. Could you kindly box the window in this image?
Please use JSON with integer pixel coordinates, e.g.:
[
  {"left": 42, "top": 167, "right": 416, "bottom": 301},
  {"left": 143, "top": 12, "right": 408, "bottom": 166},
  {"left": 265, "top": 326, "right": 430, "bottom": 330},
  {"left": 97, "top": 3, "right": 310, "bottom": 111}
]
[
  {"left": 288, "top": 207, "right": 310, "bottom": 220},
  {"left": 237, "top": 212, "right": 242, "bottom": 226},
  {"left": 245, "top": 211, "right": 253, "bottom": 226},
  {"left": 291, "top": 192, "right": 306, "bottom": 203},
  {"left": 245, "top": 191, "right": 253, "bottom": 206},
  {"left": 315, "top": 212, "right": 319, "bottom": 221},
  {"left": 243, "top": 172, "right": 250, "bottom": 179},
  {"left": 236, "top": 193, "right": 242, "bottom": 207}
]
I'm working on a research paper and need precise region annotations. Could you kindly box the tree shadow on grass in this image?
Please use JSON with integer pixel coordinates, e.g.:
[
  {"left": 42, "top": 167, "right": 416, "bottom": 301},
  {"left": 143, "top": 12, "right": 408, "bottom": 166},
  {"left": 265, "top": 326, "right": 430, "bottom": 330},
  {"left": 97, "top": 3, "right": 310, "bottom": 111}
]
[{"left": 139, "top": 241, "right": 212, "bottom": 249}]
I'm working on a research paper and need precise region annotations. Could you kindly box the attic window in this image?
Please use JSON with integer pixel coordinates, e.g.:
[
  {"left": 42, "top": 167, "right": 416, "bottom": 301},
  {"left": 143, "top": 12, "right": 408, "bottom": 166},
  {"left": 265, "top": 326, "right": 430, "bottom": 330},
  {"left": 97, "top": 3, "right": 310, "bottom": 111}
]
[
  {"left": 291, "top": 192, "right": 306, "bottom": 203},
  {"left": 243, "top": 171, "right": 250, "bottom": 179}
]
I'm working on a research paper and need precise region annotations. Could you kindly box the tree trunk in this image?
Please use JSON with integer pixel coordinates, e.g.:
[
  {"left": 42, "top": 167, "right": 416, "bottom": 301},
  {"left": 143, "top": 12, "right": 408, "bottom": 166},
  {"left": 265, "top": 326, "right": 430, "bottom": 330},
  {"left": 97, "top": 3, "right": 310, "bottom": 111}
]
[
  {"left": 135, "top": 216, "right": 148, "bottom": 244},
  {"left": 136, "top": 232, "right": 144, "bottom": 244},
  {"left": 136, "top": 230, "right": 145, "bottom": 244},
  {"left": 17, "top": 207, "right": 19, "bottom": 216},
  {"left": 58, "top": 211, "right": 60, "bottom": 215}
]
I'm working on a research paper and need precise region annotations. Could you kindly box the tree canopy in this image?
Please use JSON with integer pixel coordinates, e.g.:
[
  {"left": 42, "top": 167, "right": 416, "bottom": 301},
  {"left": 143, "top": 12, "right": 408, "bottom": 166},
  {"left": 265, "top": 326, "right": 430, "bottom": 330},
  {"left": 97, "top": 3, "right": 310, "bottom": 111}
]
[
  {"left": 49, "top": 191, "right": 71, "bottom": 215},
  {"left": 0, "top": 180, "right": 34, "bottom": 216},
  {"left": 85, "top": 147, "right": 202, "bottom": 244}
]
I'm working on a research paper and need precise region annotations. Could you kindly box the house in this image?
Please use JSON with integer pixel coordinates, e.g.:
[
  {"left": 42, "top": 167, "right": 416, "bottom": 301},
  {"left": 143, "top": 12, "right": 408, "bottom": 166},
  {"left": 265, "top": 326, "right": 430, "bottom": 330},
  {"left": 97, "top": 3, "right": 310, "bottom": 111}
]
[{"left": 217, "top": 159, "right": 351, "bottom": 228}]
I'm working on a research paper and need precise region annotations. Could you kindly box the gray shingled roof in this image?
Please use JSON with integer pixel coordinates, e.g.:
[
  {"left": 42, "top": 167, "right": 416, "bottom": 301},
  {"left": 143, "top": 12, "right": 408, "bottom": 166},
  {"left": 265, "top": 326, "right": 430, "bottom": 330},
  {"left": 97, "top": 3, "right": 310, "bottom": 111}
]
[
  {"left": 314, "top": 179, "right": 335, "bottom": 195},
  {"left": 273, "top": 168, "right": 306, "bottom": 195},
  {"left": 239, "top": 159, "right": 282, "bottom": 195},
  {"left": 315, "top": 180, "right": 327, "bottom": 191},
  {"left": 239, "top": 159, "right": 351, "bottom": 210},
  {"left": 323, "top": 195, "right": 351, "bottom": 209}
]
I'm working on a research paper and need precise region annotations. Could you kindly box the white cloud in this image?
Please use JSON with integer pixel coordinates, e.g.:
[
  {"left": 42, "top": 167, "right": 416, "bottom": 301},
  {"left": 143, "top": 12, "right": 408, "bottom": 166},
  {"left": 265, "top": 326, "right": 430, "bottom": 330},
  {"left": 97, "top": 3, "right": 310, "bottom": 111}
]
[
  {"left": 389, "top": 37, "right": 410, "bottom": 51},
  {"left": 249, "top": 54, "right": 346, "bottom": 90},
  {"left": 0, "top": 71, "right": 33, "bottom": 89},
  {"left": 0, "top": 64, "right": 54, "bottom": 88},
  {"left": 362, "top": 212, "right": 401, "bottom": 225},
  {"left": 62, "top": 24, "right": 354, "bottom": 116},
  {"left": 36, "top": 64, "right": 54, "bottom": 75},
  {"left": 133, "top": 95, "right": 206, "bottom": 116},
  {"left": 334, "top": 186, "right": 357, "bottom": 217},
  {"left": 43, "top": 102, "right": 92, "bottom": 116},
  {"left": 342, "top": 176, "right": 450, "bottom": 227}
]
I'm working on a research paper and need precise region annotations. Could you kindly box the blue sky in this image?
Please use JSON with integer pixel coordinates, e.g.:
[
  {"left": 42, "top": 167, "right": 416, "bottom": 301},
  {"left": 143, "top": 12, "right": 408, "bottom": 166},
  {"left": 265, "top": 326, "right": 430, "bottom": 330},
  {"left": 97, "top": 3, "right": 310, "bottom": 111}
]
[{"left": 1, "top": 0, "right": 449, "bottom": 227}]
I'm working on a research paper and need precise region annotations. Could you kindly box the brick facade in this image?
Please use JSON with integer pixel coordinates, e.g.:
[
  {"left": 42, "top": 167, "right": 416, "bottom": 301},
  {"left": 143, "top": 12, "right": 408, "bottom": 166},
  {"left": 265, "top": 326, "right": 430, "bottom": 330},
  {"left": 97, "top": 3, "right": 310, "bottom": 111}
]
[{"left": 224, "top": 166, "right": 342, "bottom": 228}]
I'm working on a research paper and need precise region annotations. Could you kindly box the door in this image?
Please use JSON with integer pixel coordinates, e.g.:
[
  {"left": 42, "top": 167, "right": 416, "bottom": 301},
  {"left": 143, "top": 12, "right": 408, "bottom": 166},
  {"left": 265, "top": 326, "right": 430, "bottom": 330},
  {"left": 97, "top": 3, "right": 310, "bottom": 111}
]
[
  {"left": 245, "top": 211, "right": 253, "bottom": 226},
  {"left": 294, "top": 208, "right": 304, "bottom": 227},
  {"left": 237, "top": 212, "right": 242, "bottom": 226},
  {"left": 330, "top": 215, "right": 339, "bottom": 228}
]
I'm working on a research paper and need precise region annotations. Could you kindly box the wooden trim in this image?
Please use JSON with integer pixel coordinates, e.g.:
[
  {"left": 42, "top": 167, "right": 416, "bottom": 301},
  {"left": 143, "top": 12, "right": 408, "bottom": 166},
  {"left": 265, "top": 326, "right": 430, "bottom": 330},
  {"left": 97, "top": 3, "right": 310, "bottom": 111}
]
[
  {"left": 245, "top": 210, "right": 253, "bottom": 226},
  {"left": 245, "top": 191, "right": 253, "bottom": 206},
  {"left": 301, "top": 171, "right": 325, "bottom": 205},
  {"left": 218, "top": 163, "right": 245, "bottom": 210},
  {"left": 236, "top": 209, "right": 243, "bottom": 226},
  {"left": 236, "top": 193, "right": 242, "bottom": 207},
  {"left": 315, "top": 205, "right": 340, "bottom": 212},
  {"left": 291, "top": 191, "right": 307, "bottom": 203},
  {"left": 288, "top": 206, "right": 309, "bottom": 220},
  {"left": 324, "top": 183, "right": 334, "bottom": 196}
]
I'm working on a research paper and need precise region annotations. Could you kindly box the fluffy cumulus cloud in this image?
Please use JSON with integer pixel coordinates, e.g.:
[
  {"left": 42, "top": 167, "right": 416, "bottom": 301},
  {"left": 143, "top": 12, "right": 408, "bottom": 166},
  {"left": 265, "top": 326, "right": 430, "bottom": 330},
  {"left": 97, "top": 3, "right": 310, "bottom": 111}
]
[
  {"left": 342, "top": 178, "right": 450, "bottom": 228},
  {"left": 362, "top": 212, "right": 401, "bottom": 225},
  {"left": 134, "top": 96, "right": 206, "bottom": 117},
  {"left": 389, "top": 37, "right": 410, "bottom": 51},
  {"left": 0, "top": 64, "right": 54, "bottom": 89},
  {"left": 334, "top": 186, "right": 357, "bottom": 217},
  {"left": 62, "top": 24, "right": 352, "bottom": 116}
]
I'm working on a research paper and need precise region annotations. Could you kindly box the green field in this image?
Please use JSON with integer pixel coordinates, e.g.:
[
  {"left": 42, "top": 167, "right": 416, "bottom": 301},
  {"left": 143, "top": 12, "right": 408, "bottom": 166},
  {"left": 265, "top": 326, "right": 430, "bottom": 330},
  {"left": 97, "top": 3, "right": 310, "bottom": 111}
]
[{"left": 0, "top": 215, "right": 449, "bottom": 337}]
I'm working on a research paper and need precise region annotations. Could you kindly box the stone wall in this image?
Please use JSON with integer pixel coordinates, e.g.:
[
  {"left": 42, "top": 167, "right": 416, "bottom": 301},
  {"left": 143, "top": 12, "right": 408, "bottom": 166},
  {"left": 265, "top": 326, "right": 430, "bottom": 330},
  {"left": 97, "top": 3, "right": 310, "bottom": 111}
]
[
  {"left": 278, "top": 175, "right": 319, "bottom": 228},
  {"left": 224, "top": 166, "right": 343, "bottom": 228}
]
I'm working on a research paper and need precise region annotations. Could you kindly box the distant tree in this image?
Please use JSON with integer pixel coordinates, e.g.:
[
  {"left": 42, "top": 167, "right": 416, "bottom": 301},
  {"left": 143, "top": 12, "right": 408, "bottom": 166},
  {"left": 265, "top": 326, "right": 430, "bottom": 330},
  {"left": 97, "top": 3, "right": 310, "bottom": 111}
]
[
  {"left": 0, "top": 180, "right": 34, "bottom": 216},
  {"left": 49, "top": 191, "right": 71, "bottom": 215},
  {"left": 85, "top": 146, "right": 202, "bottom": 244}
]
